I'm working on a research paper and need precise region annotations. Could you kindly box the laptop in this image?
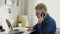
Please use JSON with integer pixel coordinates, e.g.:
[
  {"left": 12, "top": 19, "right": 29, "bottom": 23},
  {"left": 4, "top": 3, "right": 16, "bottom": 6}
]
[{"left": 6, "top": 19, "right": 24, "bottom": 34}]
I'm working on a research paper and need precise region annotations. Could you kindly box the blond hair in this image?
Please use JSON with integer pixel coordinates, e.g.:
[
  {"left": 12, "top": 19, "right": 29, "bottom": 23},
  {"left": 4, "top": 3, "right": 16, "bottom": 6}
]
[{"left": 35, "top": 3, "right": 47, "bottom": 12}]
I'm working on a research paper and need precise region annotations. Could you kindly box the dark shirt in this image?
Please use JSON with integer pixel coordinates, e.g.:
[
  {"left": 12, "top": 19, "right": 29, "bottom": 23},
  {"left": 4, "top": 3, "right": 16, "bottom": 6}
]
[{"left": 30, "top": 13, "right": 56, "bottom": 34}]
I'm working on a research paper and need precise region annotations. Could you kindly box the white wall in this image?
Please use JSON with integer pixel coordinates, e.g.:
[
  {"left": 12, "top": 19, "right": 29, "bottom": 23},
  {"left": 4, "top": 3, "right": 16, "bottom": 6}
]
[{"left": 26, "top": 0, "right": 38, "bottom": 26}]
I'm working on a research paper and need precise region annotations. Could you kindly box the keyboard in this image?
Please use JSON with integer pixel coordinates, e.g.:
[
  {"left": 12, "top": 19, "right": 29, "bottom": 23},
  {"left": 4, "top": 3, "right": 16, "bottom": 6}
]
[{"left": 8, "top": 29, "right": 24, "bottom": 34}]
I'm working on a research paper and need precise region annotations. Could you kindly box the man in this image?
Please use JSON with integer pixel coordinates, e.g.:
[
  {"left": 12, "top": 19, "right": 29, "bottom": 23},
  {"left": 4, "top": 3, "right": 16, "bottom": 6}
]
[{"left": 28, "top": 3, "right": 56, "bottom": 34}]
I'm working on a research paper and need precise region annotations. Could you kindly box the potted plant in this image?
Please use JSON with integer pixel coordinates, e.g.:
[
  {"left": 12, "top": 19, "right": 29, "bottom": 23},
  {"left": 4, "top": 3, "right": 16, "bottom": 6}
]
[{"left": 17, "top": 16, "right": 23, "bottom": 27}]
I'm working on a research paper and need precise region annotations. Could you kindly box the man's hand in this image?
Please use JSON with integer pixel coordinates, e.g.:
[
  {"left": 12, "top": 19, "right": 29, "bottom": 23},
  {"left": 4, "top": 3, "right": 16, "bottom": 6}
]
[
  {"left": 27, "top": 28, "right": 32, "bottom": 32},
  {"left": 38, "top": 14, "right": 44, "bottom": 24}
]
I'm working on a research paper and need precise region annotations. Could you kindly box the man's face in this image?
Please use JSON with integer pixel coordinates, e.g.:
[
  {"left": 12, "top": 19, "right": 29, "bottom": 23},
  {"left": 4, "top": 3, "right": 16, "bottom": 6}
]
[
  {"left": 36, "top": 9, "right": 46, "bottom": 19},
  {"left": 36, "top": 9, "right": 41, "bottom": 18}
]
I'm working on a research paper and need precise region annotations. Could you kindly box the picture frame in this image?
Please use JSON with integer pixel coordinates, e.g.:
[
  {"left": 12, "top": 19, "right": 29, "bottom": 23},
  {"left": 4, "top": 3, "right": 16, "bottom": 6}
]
[
  {"left": 5, "top": 0, "right": 15, "bottom": 6},
  {"left": 5, "top": 0, "right": 19, "bottom": 6}
]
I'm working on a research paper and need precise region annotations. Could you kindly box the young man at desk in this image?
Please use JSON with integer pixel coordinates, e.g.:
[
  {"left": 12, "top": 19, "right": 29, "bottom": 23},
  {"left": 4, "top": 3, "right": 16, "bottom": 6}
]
[{"left": 28, "top": 3, "right": 56, "bottom": 34}]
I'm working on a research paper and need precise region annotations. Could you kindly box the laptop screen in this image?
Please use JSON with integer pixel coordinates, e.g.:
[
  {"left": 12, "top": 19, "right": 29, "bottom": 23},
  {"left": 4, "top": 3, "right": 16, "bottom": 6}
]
[{"left": 6, "top": 19, "right": 13, "bottom": 30}]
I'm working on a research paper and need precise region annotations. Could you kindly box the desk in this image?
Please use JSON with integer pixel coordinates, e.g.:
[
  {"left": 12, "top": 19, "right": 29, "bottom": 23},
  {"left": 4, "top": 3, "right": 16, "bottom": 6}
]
[{"left": 0, "top": 27, "right": 31, "bottom": 34}]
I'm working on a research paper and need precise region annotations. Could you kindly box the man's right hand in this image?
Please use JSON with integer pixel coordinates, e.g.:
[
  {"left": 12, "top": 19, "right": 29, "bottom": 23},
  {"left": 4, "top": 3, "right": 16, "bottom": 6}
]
[{"left": 27, "top": 28, "right": 32, "bottom": 32}]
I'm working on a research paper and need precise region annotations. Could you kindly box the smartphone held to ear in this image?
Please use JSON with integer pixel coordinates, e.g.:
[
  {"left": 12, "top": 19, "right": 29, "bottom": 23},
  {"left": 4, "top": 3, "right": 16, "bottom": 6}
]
[{"left": 41, "top": 12, "right": 46, "bottom": 17}]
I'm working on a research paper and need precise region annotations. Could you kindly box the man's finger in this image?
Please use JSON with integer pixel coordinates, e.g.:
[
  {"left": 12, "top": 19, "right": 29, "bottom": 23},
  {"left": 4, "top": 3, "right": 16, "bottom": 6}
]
[{"left": 41, "top": 13, "right": 44, "bottom": 18}]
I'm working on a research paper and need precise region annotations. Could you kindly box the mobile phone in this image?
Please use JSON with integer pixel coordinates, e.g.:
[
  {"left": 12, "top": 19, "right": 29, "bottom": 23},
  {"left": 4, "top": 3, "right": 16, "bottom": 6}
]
[{"left": 41, "top": 12, "right": 45, "bottom": 17}]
